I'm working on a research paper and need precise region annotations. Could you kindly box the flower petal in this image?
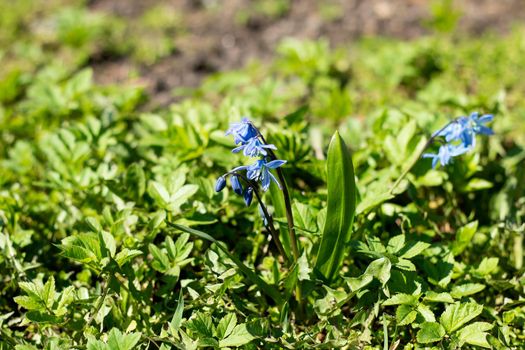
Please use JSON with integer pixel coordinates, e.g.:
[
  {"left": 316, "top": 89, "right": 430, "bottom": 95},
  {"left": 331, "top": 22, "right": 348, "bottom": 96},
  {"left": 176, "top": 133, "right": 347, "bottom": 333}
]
[{"left": 265, "top": 160, "right": 286, "bottom": 169}]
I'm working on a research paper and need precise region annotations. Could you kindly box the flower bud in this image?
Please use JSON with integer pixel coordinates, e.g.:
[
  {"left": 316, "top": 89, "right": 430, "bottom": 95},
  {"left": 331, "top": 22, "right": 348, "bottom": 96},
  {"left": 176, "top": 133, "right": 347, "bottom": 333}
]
[
  {"left": 215, "top": 176, "right": 226, "bottom": 192},
  {"left": 243, "top": 187, "right": 253, "bottom": 206},
  {"left": 231, "top": 175, "right": 243, "bottom": 195}
]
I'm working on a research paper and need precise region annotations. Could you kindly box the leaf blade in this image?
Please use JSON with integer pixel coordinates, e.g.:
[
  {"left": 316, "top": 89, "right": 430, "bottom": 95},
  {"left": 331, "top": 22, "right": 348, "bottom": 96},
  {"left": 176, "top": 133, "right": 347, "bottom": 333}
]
[{"left": 314, "top": 131, "right": 357, "bottom": 282}]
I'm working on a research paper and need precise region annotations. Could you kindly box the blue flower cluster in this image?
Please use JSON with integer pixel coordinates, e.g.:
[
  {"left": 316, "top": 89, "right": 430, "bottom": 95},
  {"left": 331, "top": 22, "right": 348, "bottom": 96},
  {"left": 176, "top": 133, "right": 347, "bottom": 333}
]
[
  {"left": 423, "top": 112, "right": 494, "bottom": 168},
  {"left": 215, "top": 118, "right": 286, "bottom": 206}
]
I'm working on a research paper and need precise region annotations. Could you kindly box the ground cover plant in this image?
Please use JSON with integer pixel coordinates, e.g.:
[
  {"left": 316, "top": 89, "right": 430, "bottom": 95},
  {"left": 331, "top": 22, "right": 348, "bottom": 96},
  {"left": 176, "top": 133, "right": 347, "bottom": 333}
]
[{"left": 1, "top": 1, "right": 525, "bottom": 349}]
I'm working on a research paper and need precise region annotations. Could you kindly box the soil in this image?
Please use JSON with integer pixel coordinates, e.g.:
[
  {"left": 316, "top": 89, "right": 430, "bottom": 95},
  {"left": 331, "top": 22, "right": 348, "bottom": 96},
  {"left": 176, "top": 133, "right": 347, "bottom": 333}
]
[{"left": 89, "top": 0, "right": 525, "bottom": 108}]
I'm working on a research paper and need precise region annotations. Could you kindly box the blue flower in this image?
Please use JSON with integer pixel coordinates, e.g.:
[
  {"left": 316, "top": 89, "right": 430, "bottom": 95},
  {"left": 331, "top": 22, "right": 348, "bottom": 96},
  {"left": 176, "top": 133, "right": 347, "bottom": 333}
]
[
  {"left": 243, "top": 187, "right": 254, "bottom": 206},
  {"left": 230, "top": 175, "right": 243, "bottom": 195},
  {"left": 236, "top": 159, "right": 286, "bottom": 191},
  {"left": 225, "top": 118, "right": 259, "bottom": 145},
  {"left": 219, "top": 117, "right": 287, "bottom": 225},
  {"left": 423, "top": 144, "right": 468, "bottom": 168},
  {"left": 425, "top": 112, "right": 494, "bottom": 168},
  {"left": 232, "top": 137, "right": 277, "bottom": 157},
  {"left": 215, "top": 176, "right": 226, "bottom": 192},
  {"left": 436, "top": 112, "right": 494, "bottom": 149},
  {"left": 469, "top": 112, "right": 494, "bottom": 136}
]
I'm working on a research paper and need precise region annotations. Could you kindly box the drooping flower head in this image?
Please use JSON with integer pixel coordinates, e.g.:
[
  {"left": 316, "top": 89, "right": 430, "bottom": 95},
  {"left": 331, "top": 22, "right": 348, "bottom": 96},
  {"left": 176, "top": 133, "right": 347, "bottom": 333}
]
[
  {"left": 216, "top": 117, "right": 287, "bottom": 226},
  {"left": 424, "top": 112, "right": 494, "bottom": 168},
  {"left": 234, "top": 159, "right": 287, "bottom": 191}
]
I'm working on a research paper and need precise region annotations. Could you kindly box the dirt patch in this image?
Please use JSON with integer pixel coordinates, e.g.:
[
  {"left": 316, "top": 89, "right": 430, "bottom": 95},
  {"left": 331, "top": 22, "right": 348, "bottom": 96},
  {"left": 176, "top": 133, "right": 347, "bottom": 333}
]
[{"left": 89, "top": 0, "right": 525, "bottom": 108}]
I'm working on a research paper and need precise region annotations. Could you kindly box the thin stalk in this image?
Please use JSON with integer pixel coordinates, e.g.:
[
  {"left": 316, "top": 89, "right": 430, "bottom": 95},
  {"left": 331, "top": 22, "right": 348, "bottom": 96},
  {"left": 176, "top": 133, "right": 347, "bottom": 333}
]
[
  {"left": 255, "top": 129, "right": 303, "bottom": 320},
  {"left": 257, "top": 132, "right": 300, "bottom": 262},
  {"left": 232, "top": 172, "right": 290, "bottom": 265},
  {"left": 86, "top": 274, "right": 110, "bottom": 328},
  {"left": 388, "top": 121, "right": 453, "bottom": 195}
]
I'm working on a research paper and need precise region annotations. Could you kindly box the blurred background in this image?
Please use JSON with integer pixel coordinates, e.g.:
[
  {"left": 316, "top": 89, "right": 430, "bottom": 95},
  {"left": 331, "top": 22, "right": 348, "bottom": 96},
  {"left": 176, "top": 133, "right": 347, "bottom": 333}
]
[{"left": 2, "top": 0, "right": 524, "bottom": 108}]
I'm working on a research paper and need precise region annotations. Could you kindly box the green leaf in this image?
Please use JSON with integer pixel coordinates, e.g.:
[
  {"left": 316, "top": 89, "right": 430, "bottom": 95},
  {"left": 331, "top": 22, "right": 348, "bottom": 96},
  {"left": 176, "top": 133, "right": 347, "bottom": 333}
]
[
  {"left": 125, "top": 163, "right": 146, "bottom": 201},
  {"left": 14, "top": 296, "right": 41, "bottom": 310},
  {"left": 58, "top": 233, "right": 102, "bottom": 264},
  {"left": 424, "top": 291, "right": 454, "bottom": 303},
  {"left": 148, "top": 181, "right": 170, "bottom": 208},
  {"left": 440, "top": 302, "right": 483, "bottom": 333},
  {"left": 473, "top": 257, "right": 499, "bottom": 276},
  {"left": 114, "top": 249, "right": 142, "bottom": 267},
  {"left": 367, "top": 257, "right": 392, "bottom": 286},
  {"left": 456, "top": 322, "right": 493, "bottom": 348},
  {"left": 417, "top": 322, "right": 446, "bottom": 344},
  {"left": 451, "top": 221, "right": 478, "bottom": 255},
  {"left": 297, "top": 252, "right": 311, "bottom": 281},
  {"left": 218, "top": 324, "right": 255, "bottom": 348},
  {"left": 383, "top": 293, "right": 419, "bottom": 306},
  {"left": 170, "top": 291, "right": 184, "bottom": 333},
  {"left": 149, "top": 244, "right": 169, "bottom": 273},
  {"left": 396, "top": 304, "right": 418, "bottom": 325},
  {"left": 450, "top": 283, "right": 486, "bottom": 298},
  {"left": 42, "top": 276, "right": 56, "bottom": 309},
  {"left": 315, "top": 131, "right": 357, "bottom": 282},
  {"left": 292, "top": 201, "right": 317, "bottom": 233},
  {"left": 345, "top": 274, "right": 373, "bottom": 292},
  {"left": 25, "top": 311, "right": 60, "bottom": 324},
  {"left": 216, "top": 313, "right": 237, "bottom": 339},
  {"left": 168, "top": 223, "right": 283, "bottom": 305},
  {"left": 269, "top": 180, "right": 292, "bottom": 260},
  {"left": 170, "top": 184, "right": 198, "bottom": 212},
  {"left": 100, "top": 231, "right": 116, "bottom": 258},
  {"left": 399, "top": 241, "right": 430, "bottom": 259},
  {"left": 107, "top": 328, "right": 142, "bottom": 350},
  {"left": 417, "top": 303, "right": 436, "bottom": 322},
  {"left": 187, "top": 313, "right": 214, "bottom": 338}
]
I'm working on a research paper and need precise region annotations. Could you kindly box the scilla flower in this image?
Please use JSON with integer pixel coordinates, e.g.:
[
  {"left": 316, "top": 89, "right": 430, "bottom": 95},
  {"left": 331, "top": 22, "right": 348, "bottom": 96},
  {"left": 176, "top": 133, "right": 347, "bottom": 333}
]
[
  {"left": 423, "top": 143, "right": 468, "bottom": 168},
  {"left": 216, "top": 118, "right": 286, "bottom": 224},
  {"left": 225, "top": 118, "right": 259, "bottom": 145},
  {"left": 235, "top": 159, "right": 286, "bottom": 191},
  {"left": 232, "top": 137, "right": 277, "bottom": 157},
  {"left": 424, "top": 112, "right": 494, "bottom": 168}
]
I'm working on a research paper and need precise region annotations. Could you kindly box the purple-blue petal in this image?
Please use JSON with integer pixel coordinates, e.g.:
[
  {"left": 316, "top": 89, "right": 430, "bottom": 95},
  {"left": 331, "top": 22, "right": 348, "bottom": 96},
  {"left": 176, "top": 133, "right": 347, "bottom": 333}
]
[{"left": 265, "top": 160, "right": 286, "bottom": 169}]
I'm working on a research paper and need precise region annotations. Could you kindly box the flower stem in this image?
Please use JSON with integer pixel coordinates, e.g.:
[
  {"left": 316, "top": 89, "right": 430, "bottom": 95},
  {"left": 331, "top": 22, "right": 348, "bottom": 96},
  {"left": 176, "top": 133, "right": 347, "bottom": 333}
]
[
  {"left": 257, "top": 132, "right": 300, "bottom": 262},
  {"left": 388, "top": 120, "right": 453, "bottom": 195},
  {"left": 86, "top": 274, "right": 110, "bottom": 328},
  {"left": 255, "top": 128, "right": 303, "bottom": 320},
  {"left": 233, "top": 172, "right": 290, "bottom": 265}
]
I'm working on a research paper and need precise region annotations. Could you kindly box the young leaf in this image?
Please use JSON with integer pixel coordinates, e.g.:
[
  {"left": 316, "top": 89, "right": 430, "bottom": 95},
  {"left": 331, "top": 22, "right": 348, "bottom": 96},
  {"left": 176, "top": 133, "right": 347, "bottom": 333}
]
[
  {"left": 218, "top": 324, "right": 255, "bottom": 348},
  {"left": 456, "top": 322, "right": 493, "bottom": 348},
  {"left": 450, "top": 283, "right": 486, "bottom": 298},
  {"left": 107, "top": 328, "right": 141, "bottom": 350},
  {"left": 315, "top": 131, "right": 357, "bottom": 282},
  {"left": 417, "top": 322, "right": 446, "bottom": 344},
  {"left": 451, "top": 221, "right": 478, "bottom": 255},
  {"left": 170, "top": 291, "right": 184, "bottom": 333},
  {"left": 440, "top": 302, "right": 483, "bottom": 333},
  {"left": 396, "top": 304, "right": 418, "bottom": 326},
  {"left": 216, "top": 313, "right": 237, "bottom": 339}
]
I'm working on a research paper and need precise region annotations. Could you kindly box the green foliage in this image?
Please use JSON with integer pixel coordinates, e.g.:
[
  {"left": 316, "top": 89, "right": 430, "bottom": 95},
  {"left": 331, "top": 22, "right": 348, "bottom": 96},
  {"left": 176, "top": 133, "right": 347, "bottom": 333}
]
[
  {"left": 1, "top": 2, "right": 525, "bottom": 349},
  {"left": 315, "top": 131, "right": 356, "bottom": 282}
]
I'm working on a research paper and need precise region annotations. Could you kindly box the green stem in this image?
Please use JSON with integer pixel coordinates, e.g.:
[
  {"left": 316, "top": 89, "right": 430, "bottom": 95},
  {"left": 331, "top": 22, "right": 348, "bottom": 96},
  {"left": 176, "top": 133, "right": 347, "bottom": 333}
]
[
  {"left": 233, "top": 172, "right": 290, "bottom": 265},
  {"left": 388, "top": 121, "right": 452, "bottom": 195},
  {"left": 257, "top": 133, "right": 300, "bottom": 261},
  {"left": 256, "top": 130, "right": 303, "bottom": 319},
  {"left": 85, "top": 274, "right": 110, "bottom": 329}
]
